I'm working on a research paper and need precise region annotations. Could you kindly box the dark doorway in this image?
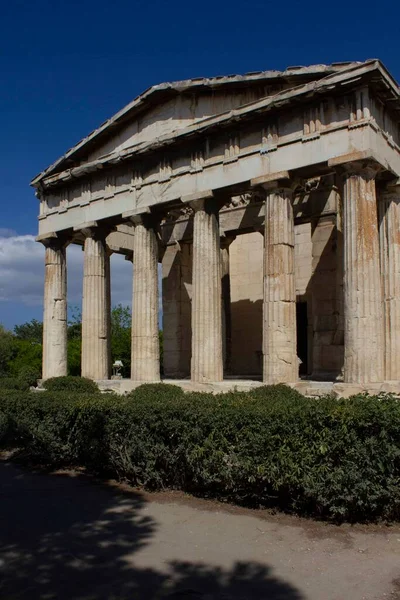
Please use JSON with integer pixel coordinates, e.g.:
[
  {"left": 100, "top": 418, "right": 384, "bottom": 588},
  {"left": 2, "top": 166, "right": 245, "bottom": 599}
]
[{"left": 296, "top": 302, "right": 308, "bottom": 376}]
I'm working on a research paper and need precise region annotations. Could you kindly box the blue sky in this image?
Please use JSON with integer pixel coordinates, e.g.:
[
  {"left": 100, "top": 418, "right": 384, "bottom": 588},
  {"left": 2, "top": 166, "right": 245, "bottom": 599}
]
[{"left": 0, "top": 0, "right": 399, "bottom": 329}]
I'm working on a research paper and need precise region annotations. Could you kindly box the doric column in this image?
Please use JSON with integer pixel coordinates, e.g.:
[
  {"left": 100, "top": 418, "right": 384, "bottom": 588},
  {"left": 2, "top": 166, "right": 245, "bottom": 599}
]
[
  {"left": 81, "top": 226, "right": 111, "bottom": 380},
  {"left": 221, "top": 236, "right": 235, "bottom": 374},
  {"left": 40, "top": 237, "right": 68, "bottom": 379},
  {"left": 263, "top": 182, "right": 297, "bottom": 384},
  {"left": 131, "top": 213, "right": 160, "bottom": 381},
  {"left": 187, "top": 193, "right": 223, "bottom": 382},
  {"left": 379, "top": 183, "right": 400, "bottom": 381},
  {"left": 342, "top": 163, "right": 384, "bottom": 383}
]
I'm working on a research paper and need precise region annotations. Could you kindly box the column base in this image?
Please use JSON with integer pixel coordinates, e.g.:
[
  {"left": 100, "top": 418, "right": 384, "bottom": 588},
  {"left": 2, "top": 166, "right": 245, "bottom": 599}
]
[
  {"left": 332, "top": 381, "right": 398, "bottom": 398},
  {"left": 91, "top": 378, "right": 400, "bottom": 398}
]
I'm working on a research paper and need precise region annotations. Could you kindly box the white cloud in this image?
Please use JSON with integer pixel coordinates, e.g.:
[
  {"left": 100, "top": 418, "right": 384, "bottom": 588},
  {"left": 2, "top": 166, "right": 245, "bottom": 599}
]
[{"left": 0, "top": 234, "right": 134, "bottom": 310}]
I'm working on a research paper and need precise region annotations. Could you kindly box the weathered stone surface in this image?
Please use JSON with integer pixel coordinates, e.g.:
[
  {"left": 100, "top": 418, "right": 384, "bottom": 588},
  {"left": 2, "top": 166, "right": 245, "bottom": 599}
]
[
  {"left": 131, "top": 217, "right": 160, "bottom": 381},
  {"left": 310, "top": 212, "right": 344, "bottom": 379},
  {"left": 162, "top": 242, "right": 192, "bottom": 377},
  {"left": 81, "top": 229, "right": 111, "bottom": 380},
  {"left": 230, "top": 233, "right": 263, "bottom": 375},
  {"left": 221, "top": 236, "right": 234, "bottom": 374},
  {"left": 342, "top": 165, "right": 384, "bottom": 384},
  {"left": 379, "top": 185, "right": 400, "bottom": 381},
  {"left": 263, "top": 187, "right": 298, "bottom": 384},
  {"left": 42, "top": 240, "right": 67, "bottom": 379},
  {"left": 33, "top": 62, "right": 400, "bottom": 388},
  {"left": 190, "top": 199, "right": 223, "bottom": 382}
]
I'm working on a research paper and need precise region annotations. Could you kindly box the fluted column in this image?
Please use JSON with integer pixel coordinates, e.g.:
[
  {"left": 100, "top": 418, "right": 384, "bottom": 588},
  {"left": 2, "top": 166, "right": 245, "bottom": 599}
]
[
  {"left": 342, "top": 164, "right": 384, "bottom": 383},
  {"left": 41, "top": 238, "right": 68, "bottom": 379},
  {"left": 131, "top": 214, "right": 160, "bottom": 381},
  {"left": 81, "top": 227, "right": 111, "bottom": 380},
  {"left": 190, "top": 197, "right": 223, "bottom": 382},
  {"left": 379, "top": 184, "right": 400, "bottom": 381},
  {"left": 263, "top": 186, "right": 297, "bottom": 383}
]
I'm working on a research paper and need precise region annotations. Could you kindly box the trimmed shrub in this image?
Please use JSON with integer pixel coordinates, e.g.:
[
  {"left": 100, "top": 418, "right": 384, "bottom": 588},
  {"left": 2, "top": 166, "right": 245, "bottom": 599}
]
[
  {"left": 126, "top": 383, "right": 186, "bottom": 402},
  {"left": 0, "top": 384, "right": 400, "bottom": 522},
  {"left": 0, "top": 412, "right": 9, "bottom": 443},
  {"left": 43, "top": 376, "right": 99, "bottom": 394},
  {"left": 0, "top": 378, "right": 30, "bottom": 391},
  {"left": 17, "top": 366, "right": 41, "bottom": 388}
]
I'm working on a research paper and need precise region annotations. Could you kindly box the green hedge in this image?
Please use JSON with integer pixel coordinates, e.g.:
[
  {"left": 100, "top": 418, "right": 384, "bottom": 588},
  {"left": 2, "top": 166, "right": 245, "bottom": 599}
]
[
  {"left": 43, "top": 376, "right": 100, "bottom": 394},
  {"left": 0, "top": 378, "right": 30, "bottom": 391},
  {"left": 0, "top": 383, "right": 399, "bottom": 522}
]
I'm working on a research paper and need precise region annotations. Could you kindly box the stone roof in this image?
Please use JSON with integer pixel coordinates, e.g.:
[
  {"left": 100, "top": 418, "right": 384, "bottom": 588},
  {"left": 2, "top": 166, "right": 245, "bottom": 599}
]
[{"left": 32, "top": 61, "right": 373, "bottom": 186}]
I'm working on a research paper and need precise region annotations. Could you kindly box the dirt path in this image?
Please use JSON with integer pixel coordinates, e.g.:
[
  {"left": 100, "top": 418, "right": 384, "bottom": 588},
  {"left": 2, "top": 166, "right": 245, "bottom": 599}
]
[{"left": 0, "top": 461, "right": 399, "bottom": 599}]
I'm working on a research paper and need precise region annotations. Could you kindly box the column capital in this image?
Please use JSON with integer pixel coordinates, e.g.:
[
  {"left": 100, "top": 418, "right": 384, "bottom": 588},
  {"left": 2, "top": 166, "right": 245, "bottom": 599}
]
[
  {"left": 74, "top": 221, "right": 113, "bottom": 240},
  {"left": 381, "top": 179, "right": 400, "bottom": 199},
  {"left": 36, "top": 232, "right": 71, "bottom": 249},
  {"left": 341, "top": 162, "right": 381, "bottom": 180},
  {"left": 181, "top": 190, "right": 219, "bottom": 213},
  {"left": 124, "top": 252, "right": 134, "bottom": 263},
  {"left": 122, "top": 208, "right": 157, "bottom": 229},
  {"left": 220, "top": 234, "right": 236, "bottom": 249},
  {"left": 328, "top": 152, "right": 384, "bottom": 180},
  {"left": 250, "top": 170, "right": 297, "bottom": 192}
]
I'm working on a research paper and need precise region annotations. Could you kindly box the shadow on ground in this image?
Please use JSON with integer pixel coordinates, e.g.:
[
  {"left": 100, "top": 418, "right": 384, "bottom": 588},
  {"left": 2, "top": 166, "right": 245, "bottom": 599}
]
[{"left": 0, "top": 462, "right": 303, "bottom": 599}]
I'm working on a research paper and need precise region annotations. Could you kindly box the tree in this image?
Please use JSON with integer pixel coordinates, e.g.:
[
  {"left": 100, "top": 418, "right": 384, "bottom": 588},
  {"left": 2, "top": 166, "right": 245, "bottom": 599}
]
[
  {"left": 0, "top": 325, "right": 17, "bottom": 376},
  {"left": 5, "top": 303, "right": 164, "bottom": 380},
  {"left": 67, "top": 306, "right": 82, "bottom": 374},
  {"left": 110, "top": 304, "right": 131, "bottom": 376},
  {"left": 68, "top": 306, "right": 82, "bottom": 340},
  {"left": 9, "top": 339, "right": 42, "bottom": 379},
  {"left": 14, "top": 319, "right": 43, "bottom": 344}
]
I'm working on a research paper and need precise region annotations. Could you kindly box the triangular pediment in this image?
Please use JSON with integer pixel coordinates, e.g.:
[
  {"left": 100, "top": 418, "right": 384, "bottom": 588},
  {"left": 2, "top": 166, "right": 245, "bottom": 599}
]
[{"left": 32, "top": 62, "right": 364, "bottom": 185}]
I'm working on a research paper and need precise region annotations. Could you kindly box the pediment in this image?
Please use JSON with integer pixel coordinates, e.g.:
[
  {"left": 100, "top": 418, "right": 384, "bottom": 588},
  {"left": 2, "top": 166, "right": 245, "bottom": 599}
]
[
  {"left": 86, "top": 86, "right": 280, "bottom": 162},
  {"left": 32, "top": 62, "right": 364, "bottom": 185}
]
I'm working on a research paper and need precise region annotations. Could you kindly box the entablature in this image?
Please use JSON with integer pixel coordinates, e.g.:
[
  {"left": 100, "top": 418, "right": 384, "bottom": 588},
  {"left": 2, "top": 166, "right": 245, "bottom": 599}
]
[{"left": 35, "top": 60, "right": 400, "bottom": 239}]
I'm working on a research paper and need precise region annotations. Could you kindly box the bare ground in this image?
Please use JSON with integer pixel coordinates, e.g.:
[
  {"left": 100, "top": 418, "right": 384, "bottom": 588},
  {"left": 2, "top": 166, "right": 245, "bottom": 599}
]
[{"left": 0, "top": 458, "right": 399, "bottom": 599}]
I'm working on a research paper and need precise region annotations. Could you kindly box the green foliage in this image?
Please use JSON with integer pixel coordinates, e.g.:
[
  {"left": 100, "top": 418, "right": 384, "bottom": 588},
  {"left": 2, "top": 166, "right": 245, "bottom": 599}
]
[
  {"left": 43, "top": 376, "right": 100, "bottom": 394},
  {"left": 14, "top": 319, "right": 43, "bottom": 344},
  {"left": 0, "top": 325, "right": 17, "bottom": 376},
  {"left": 67, "top": 306, "right": 82, "bottom": 340},
  {"left": 67, "top": 338, "right": 81, "bottom": 376},
  {"left": 0, "top": 378, "right": 30, "bottom": 391},
  {"left": 1, "top": 384, "right": 400, "bottom": 522},
  {"left": 8, "top": 339, "right": 42, "bottom": 379},
  {"left": 110, "top": 304, "right": 131, "bottom": 376},
  {"left": 16, "top": 365, "right": 41, "bottom": 387},
  {"left": 66, "top": 307, "right": 82, "bottom": 375},
  {"left": 1, "top": 305, "right": 165, "bottom": 380}
]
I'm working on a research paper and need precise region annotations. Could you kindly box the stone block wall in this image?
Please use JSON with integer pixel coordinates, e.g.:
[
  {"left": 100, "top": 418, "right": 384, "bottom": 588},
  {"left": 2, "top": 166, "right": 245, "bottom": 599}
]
[
  {"left": 161, "top": 191, "right": 344, "bottom": 380},
  {"left": 162, "top": 242, "right": 192, "bottom": 377},
  {"left": 230, "top": 232, "right": 263, "bottom": 376},
  {"left": 309, "top": 214, "right": 344, "bottom": 379},
  {"left": 228, "top": 212, "right": 344, "bottom": 378}
]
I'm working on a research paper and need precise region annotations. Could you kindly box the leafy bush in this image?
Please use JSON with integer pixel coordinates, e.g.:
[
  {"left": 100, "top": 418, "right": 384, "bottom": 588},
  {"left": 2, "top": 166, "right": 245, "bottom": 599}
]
[
  {"left": 43, "top": 376, "right": 99, "bottom": 394},
  {"left": 9, "top": 340, "right": 42, "bottom": 380},
  {"left": 0, "top": 377, "right": 30, "bottom": 391},
  {"left": 0, "top": 384, "right": 400, "bottom": 522},
  {"left": 17, "top": 365, "right": 41, "bottom": 387},
  {"left": 0, "top": 411, "right": 9, "bottom": 443},
  {"left": 125, "top": 382, "right": 185, "bottom": 402}
]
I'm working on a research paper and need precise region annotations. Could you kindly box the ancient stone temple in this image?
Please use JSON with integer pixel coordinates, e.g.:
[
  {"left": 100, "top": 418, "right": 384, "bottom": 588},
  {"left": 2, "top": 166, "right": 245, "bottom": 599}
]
[{"left": 32, "top": 60, "right": 400, "bottom": 393}]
